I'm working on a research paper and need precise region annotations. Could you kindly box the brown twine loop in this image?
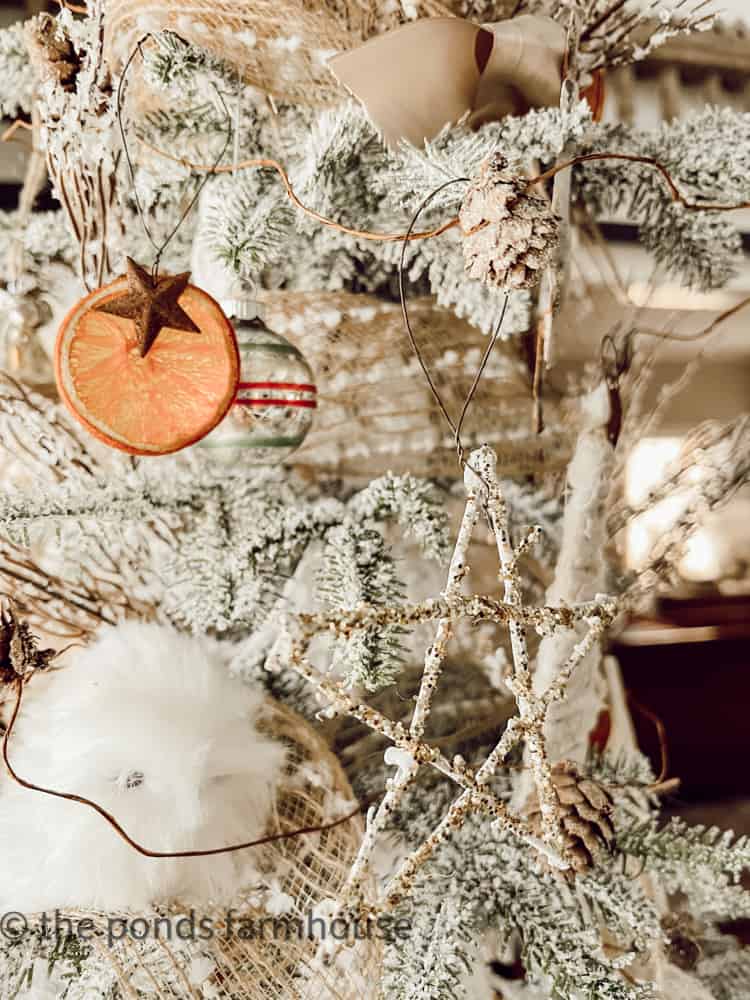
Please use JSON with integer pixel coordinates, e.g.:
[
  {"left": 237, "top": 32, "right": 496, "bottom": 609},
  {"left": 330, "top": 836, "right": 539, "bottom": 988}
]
[
  {"left": 626, "top": 691, "right": 670, "bottom": 787},
  {"left": 634, "top": 294, "right": 750, "bottom": 344},
  {"left": 600, "top": 331, "right": 632, "bottom": 386},
  {"left": 600, "top": 330, "right": 633, "bottom": 447},
  {"left": 2, "top": 676, "right": 365, "bottom": 859},
  {"left": 135, "top": 136, "right": 461, "bottom": 245},
  {"left": 527, "top": 151, "right": 750, "bottom": 214},
  {"left": 595, "top": 690, "right": 676, "bottom": 803},
  {"left": 53, "top": 0, "right": 87, "bottom": 13},
  {"left": 134, "top": 144, "right": 750, "bottom": 228}
]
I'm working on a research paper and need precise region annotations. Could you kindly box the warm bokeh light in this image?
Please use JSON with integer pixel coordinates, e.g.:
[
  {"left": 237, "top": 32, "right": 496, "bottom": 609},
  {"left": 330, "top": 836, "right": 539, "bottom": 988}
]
[{"left": 625, "top": 436, "right": 722, "bottom": 581}]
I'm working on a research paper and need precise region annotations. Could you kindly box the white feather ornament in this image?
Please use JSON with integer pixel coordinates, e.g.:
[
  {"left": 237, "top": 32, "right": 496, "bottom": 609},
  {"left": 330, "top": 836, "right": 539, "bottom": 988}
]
[{"left": 0, "top": 622, "right": 286, "bottom": 913}]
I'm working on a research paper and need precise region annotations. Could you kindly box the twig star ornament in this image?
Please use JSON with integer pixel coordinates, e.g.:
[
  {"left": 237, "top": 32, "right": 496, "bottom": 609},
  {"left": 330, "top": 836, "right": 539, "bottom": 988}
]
[
  {"left": 268, "top": 446, "right": 618, "bottom": 917},
  {"left": 94, "top": 257, "right": 199, "bottom": 357}
]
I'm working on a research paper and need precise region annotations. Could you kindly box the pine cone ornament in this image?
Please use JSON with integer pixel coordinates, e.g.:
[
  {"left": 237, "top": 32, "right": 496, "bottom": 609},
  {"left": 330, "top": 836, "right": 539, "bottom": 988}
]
[
  {"left": 0, "top": 603, "right": 56, "bottom": 686},
  {"left": 526, "top": 760, "right": 614, "bottom": 873},
  {"left": 459, "top": 153, "right": 560, "bottom": 290},
  {"left": 661, "top": 912, "right": 705, "bottom": 972},
  {"left": 26, "top": 14, "right": 81, "bottom": 92}
]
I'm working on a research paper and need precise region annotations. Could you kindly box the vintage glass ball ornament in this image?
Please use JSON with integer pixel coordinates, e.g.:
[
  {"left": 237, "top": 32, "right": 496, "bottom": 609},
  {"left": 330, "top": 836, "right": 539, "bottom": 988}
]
[
  {"left": 0, "top": 288, "right": 53, "bottom": 386},
  {"left": 197, "top": 297, "right": 317, "bottom": 465}
]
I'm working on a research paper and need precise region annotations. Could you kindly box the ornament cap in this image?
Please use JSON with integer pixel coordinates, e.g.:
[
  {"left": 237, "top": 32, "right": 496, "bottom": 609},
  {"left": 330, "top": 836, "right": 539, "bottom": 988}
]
[
  {"left": 219, "top": 274, "right": 264, "bottom": 322},
  {"left": 220, "top": 297, "right": 266, "bottom": 322}
]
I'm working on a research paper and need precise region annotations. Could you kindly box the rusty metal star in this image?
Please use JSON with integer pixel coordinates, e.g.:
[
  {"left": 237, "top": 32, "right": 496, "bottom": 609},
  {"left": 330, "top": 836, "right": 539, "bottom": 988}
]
[{"left": 95, "top": 258, "right": 200, "bottom": 357}]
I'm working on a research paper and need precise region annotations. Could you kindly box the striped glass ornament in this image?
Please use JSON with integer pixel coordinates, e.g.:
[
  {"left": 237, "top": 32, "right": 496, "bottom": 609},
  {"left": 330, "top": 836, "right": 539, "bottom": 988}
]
[{"left": 197, "top": 316, "right": 316, "bottom": 465}]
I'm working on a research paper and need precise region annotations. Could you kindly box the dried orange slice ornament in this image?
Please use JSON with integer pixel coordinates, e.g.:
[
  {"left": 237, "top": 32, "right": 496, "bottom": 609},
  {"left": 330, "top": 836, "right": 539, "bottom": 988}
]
[{"left": 55, "top": 259, "right": 239, "bottom": 456}]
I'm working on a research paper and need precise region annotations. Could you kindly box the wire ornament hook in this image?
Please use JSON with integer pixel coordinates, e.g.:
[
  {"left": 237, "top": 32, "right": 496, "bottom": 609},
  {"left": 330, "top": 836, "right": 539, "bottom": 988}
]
[{"left": 115, "top": 32, "right": 232, "bottom": 280}]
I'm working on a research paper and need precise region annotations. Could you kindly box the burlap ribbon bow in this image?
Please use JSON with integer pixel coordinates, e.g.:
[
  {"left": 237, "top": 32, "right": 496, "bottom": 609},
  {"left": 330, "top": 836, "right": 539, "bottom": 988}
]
[{"left": 330, "top": 14, "right": 568, "bottom": 148}]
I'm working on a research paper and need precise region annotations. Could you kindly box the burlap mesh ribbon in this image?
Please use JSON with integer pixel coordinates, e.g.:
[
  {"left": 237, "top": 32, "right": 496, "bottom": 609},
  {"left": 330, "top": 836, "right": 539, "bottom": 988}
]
[
  {"left": 259, "top": 290, "right": 574, "bottom": 480},
  {"left": 103, "top": 0, "right": 457, "bottom": 105}
]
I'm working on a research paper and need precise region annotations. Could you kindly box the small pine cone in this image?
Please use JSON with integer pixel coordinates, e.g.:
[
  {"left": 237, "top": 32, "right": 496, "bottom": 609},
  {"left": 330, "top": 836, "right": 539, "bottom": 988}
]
[
  {"left": 459, "top": 153, "right": 560, "bottom": 291},
  {"left": 0, "top": 602, "right": 55, "bottom": 685},
  {"left": 525, "top": 760, "right": 614, "bottom": 874},
  {"left": 26, "top": 14, "right": 81, "bottom": 92},
  {"left": 661, "top": 913, "right": 704, "bottom": 972}
]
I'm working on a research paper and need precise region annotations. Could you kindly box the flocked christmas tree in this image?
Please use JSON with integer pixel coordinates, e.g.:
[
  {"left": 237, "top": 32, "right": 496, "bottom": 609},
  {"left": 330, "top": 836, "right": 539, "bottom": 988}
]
[{"left": 0, "top": 1, "right": 749, "bottom": 998}]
